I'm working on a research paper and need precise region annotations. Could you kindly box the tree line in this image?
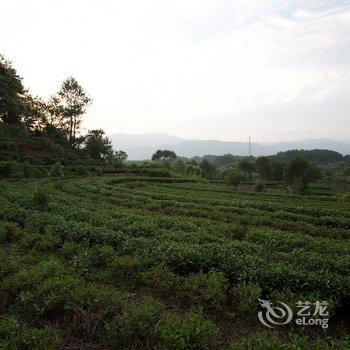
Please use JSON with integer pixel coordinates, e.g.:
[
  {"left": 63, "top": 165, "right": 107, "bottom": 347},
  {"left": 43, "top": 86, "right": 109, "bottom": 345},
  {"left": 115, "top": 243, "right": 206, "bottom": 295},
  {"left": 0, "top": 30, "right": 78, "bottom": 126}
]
[{"left": 0, "top": 54, "right": 126, "bottom": 163}]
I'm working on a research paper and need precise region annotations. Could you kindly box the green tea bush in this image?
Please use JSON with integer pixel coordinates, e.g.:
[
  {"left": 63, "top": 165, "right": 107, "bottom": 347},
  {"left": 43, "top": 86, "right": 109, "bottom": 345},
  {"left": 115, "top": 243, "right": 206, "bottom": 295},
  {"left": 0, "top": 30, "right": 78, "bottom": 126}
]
[
  {"left": 0, "top": 161, "right": 23, "bottom": 178},
  {"left": 0, "top": 221, "right": 21, "bottom": 243},
  {"left": 32, "top": 186, "right": 50, "bottom": 210},
  {"left": 0, "top": 252, "right": 20, "bottom": 279},
  {"left": 110, "top": 255, "right": 146, "bottom": 283},
  {"left": 75, "top": 165, "right": 89, "bottom": 176},
  {"left": 106, "top": 298, "right": 165, "bottom": 348},
  {"left": 1, "top": 259, "right": 64, "bottom": 305},
  {"left": 181, "top": 270, "right": 229, "bottom": 311},
  {"left": 156, "top": 310, "right": 217, "bottom": 350},
  {"left": 17, "top": 275, "right": 84, "bottom": 319},
  {"left": 19, "top": 233, "right": 60, "bottom": 253},
  {"left": 70, "top": 283, "right": 127, "bottom": 338},
  {"left": 255, "top": 182, "right": 265, "bottom": 192},
  {"left": 49, "top": 162, "right": 64, "bottom": 177},
  {"left": 140, "top": 265, "right": 179, "bottom": 296},
  {"left": 87, "top": 244, "right": 116, "bottom": 268},
  {"left": 124, "top": 181, "right": 146, "bottom": 189},
  {"left": 0, "top": 315, "right": 60, "bottom": 350},
  {"left": 229, "top": 331, "right": 350, "bottom": 350},
  {"left": 230, "top": 282, "right": 262, "bottom": 316}
]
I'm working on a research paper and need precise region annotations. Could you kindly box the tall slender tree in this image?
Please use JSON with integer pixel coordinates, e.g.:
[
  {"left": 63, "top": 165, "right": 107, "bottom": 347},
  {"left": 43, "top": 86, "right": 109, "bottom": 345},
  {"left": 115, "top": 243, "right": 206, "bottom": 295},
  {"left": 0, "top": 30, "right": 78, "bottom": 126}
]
[{"left": 55, "top": 77, "right": 91, "bottom": 143}]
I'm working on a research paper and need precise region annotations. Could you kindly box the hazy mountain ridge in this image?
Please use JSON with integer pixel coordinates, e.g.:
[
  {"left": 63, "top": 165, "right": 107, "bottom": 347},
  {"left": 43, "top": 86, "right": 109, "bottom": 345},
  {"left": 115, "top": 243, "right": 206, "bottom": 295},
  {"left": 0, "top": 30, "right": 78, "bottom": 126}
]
[{"left": 110, "top": 133, "right": 350, "bottom": 160}]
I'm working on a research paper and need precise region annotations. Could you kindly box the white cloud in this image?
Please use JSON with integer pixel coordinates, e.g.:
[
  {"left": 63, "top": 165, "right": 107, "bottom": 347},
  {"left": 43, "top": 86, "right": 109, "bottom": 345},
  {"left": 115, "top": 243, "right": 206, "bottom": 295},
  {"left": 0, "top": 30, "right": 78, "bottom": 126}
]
[{"left": 1, "top": 0, "right": 350, "bottom": 141}]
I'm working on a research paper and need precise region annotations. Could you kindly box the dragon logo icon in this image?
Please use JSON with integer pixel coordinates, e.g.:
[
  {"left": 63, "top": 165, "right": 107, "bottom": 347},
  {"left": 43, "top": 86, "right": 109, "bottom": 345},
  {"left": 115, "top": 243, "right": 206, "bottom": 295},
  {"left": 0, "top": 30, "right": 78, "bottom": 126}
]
[{"left": 258, "top": 299, "right": 293, "bottom": 328}]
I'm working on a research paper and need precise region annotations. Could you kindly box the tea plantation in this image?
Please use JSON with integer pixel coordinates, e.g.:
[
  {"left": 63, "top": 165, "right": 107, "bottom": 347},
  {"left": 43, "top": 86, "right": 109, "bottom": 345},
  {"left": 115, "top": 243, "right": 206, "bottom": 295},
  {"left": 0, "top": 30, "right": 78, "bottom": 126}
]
[{"left": 0, "top": 176, "right": 349, "bottom": 349}]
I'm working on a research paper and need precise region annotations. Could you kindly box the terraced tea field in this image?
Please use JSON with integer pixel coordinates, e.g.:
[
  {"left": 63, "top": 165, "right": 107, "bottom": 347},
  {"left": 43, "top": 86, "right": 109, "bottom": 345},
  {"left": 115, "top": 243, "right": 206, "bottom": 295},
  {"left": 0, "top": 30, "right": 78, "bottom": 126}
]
[{"left": 0, "top": 176, "right": 349, "bottom": 349}]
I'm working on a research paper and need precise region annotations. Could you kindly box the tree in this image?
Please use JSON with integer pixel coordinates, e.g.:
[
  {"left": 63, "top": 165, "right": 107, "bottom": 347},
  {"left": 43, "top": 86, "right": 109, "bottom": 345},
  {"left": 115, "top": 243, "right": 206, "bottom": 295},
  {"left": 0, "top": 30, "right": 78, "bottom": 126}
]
[
  {"left": 186, "top": 164, "right": 201, "bottom": 177},
  {"left": 238, "top": 160, "right": 254, "bottom": 180},
  {"left": 255, "top": 157, "right": 271, "bottom": 180},
  {"left": 85, "top": 129, "right": 112, "bottom": 160},
  {"left": 199, "top": 159, "right": 216, "bottom": 178},
  {"left": 0, "top": 55, "right": 26, "bottom": 124},
  {"left": 151, "top": 150, "right": 177, "bottom": 162},
  {"left": 283, "top": 157, "right": 322, "bottom": 194},
  {"left": 270, "top": 160, "right": 283, "bottom": 181},
  {"left": 174, "top": 159, "right": 186, "bottom": 175},
  {"left": 22, "top": 93, "right": 48, "bottom": 131},
  {"left": 225, "top": 168, "right": 243, "bottom": 187},
  {"left": 55, "top": 77, "right": 91, "bottom": 142},
  {"left": 106, "top": 149, "right": 128, "bottom": 165}
]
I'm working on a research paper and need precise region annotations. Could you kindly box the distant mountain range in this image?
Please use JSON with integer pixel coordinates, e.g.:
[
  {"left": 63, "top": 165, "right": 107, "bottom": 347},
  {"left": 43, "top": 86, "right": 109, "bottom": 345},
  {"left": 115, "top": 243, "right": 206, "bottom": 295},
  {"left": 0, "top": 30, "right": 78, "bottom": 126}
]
[{"left": 109, "top": 133, "right": 350, "bottom": 160}]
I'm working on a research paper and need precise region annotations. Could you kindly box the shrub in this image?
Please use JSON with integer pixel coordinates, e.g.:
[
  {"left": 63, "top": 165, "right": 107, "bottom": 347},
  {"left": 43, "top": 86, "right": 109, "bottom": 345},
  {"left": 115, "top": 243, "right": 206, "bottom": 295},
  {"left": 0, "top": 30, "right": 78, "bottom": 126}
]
[
  {"left": 32, "top": 186, "right": 50, "bottom": 210},
  {"left": 105, "top": 298, "right": 165, "bottom": 348},
  {"left": 255, "top": 182, "right": 265, "bottom": 192},
  {"left": 140, "top": 265, "right": 179, "bottom": 296},
  {"left": 230, "top": 283, "right": 262, "bottom": 316},
  {"left": 0, "top": 252, "right": 20, "bottom": 279},
  {"left": 1, "top": 259, "right": 64, "bottom": 304},
  {"left": 87, "top": 245, "right": 116, "bottom": 268},
  {"left": 156, "top": 310, "right": 217, "bottom": 350},
  {"left": 229, "top": 331, "right": 350, "bottom": 350},
  {"left": 0, "top": 222, "right": 21, "bottom": 243},
  {"left": 110, "top": 256, "right": 145, "bottom": 283},
  {"left": 125, "top": 181, "right": 145, "bottom": 189},
  {"left": 0, "top": 315, "right": 60, "bottom": 350},
  {"left": 19, "top": 233, "right": 60, "bottom": 253},
  {"left": 17, "top": 275, "right": 84, "bottom": 319},
  {"left": 0, "top": 161, "right": 22, "bottom": 178},
  {"left": 23, "top": 162, "right": 45, "bottom": 178},
  {"left": 181, "top": 270, "right": 229, "bottom": 311},
  {"left": 68, "top": 283, "right": 127, "bottom": 338},
  {"left": 76, "top": 166, "right": 89, "bottom": 176},
  {"left": 340, "top": 193, "right": 350, "bottom": 202},
  {"left": 49, "top": 162, "right": 64, "bottom": 177},
  {"left": 53, "top": 180, "right": 65, "bottom": 191},
  {"left": 225, "top": 169, "right": 243, "bottom": 187}
]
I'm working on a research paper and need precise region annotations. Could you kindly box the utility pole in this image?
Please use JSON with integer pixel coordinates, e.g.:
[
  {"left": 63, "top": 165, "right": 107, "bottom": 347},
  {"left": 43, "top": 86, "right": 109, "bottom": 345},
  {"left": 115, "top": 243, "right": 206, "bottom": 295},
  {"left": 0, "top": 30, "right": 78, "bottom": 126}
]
[{"left": 249, "top": 136, "right": 252, "bottom": 157}]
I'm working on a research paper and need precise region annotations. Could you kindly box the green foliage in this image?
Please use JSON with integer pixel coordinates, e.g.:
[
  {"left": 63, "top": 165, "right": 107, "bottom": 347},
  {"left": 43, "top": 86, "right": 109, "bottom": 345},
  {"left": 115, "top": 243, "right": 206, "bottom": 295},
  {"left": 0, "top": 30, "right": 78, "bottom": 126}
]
[
  {"left": 106, "top": 298, "right": 165, "bottom": 348},
  {"left": 0, "top": 315, "right": 60, "bottom": 350},
  {"left": 0, "top": 161, "right": 23, "bottom": 178},
  {"left": 238, "top": 159, "right": 254, "bottom": 180},
  {"left": 0, "top": 222, "right": 21, "bottom": 243},
  {"left": 0, "top": 177, "right": 349, "bottom": 348},
  {"left": 54, "top": 76, "right": 92, "bottom": 141},
  {"left": 84, "top": 129, "right": 112, "bottom": 160},
  {"left": 181, "top": 270, "right": 229, "bottom": 310},
  {"left": 200, "top": 159, "right": 216, "bottom": 179},
  {"left": 174, "top": 159, "right": 186, "bottom": 175},
  {"left": 186, "top": 164, "right": 201, "bottom": 177},
  {"left": 0, "top": 55, "right": 25, "bottom": 124},
  {"left": 255, "top": 156, "right": 271, "bottom": 179},
  {"left": 230, "top": 282, "right": 261, "bottom": 315},
  {"left": 283, "top": 157, "right": 322, "bottom": 194},
  {"left": 49, "top": 162, "right": 64, "bottom": 177},
  {"left": 230, "top": 331, "right": 350, "bottom": 349},
  {"left": 255, "top": 182, "right": 265, "bottom": 192},
  {"left": 19, "top": 233, "right": 60, "bottom": 253},
  {"left": 225, "top": 168, "right": 243, "bottom": 187},
  {"left": 141, "top": 265, "right": 179, "bottom": 295},
  {"left": 32, "top": 186, "right": 50, "bottom": 210},
  {"left": 156, "top": 311, "right": 217, "bottom": 350},
  {"left": 152, "top": 149, "right": 177, "bottom": 162}
]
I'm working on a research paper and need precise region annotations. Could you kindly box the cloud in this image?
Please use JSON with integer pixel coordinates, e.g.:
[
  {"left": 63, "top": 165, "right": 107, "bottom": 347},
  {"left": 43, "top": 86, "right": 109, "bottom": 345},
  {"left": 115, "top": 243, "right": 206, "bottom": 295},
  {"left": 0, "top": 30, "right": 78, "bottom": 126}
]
[{"left": 1, "top": 0, "right": 349, "bottom": 141}]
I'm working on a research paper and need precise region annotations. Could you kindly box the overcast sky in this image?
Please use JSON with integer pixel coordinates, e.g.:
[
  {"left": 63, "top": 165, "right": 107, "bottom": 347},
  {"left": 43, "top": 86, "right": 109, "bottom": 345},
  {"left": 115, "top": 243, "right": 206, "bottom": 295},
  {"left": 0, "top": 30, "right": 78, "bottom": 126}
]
[{"left": 1, "top": 0, "right": 350, "bottom": 141}]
